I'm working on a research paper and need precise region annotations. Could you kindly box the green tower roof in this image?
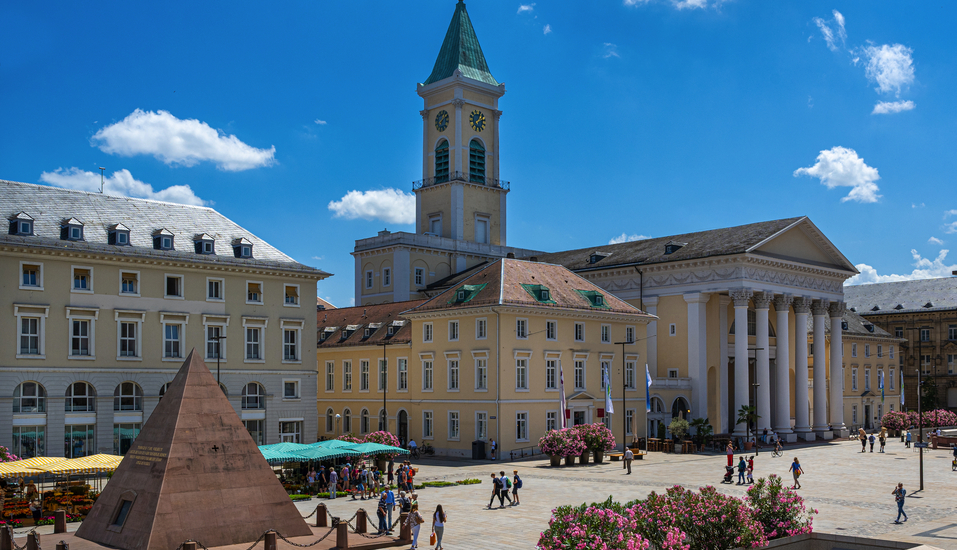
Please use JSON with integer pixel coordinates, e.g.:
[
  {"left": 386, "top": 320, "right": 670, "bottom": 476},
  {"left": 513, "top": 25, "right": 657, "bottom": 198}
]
[{"left": 423, "top": 1, "right": 498, "bottom": 87}]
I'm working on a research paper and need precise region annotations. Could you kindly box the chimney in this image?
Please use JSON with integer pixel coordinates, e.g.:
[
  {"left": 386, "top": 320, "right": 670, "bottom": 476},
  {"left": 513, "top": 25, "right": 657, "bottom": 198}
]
[{"left": 506, "top": 252, "right": 515, "bottom": 259}]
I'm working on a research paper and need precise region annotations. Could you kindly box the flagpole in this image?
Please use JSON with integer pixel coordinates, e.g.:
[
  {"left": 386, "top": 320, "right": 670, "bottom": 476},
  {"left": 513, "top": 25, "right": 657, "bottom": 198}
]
[{"left": 559, "top": 360, "right": 567, "bottom": 429}]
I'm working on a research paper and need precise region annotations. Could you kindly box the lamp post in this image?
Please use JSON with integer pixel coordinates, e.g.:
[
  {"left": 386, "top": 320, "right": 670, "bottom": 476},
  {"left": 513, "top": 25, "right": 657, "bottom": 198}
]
[
  {"left": 917, "top": 366, "right": 924, "bottom": 491},
  {"left": 378, "top": 341, "right": 395, "bottom": 433},
  {"left": 751, "top": 382, "right": 761, "bottom": 456},
  {"left": 335, "top": 414, "right": 341, "bottom": 438}
]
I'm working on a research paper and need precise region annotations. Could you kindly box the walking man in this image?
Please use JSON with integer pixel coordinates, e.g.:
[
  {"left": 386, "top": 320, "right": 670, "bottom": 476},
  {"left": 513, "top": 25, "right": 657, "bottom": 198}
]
[
  {"left": 624, "top": 447, "right": 634, "bottom": 474},
  {"left": 498, "top": 471, "right": 513, "bottom": 506},
  {"left": 328, "top": 468, "right": 338, "bottom": 499},
  {"left": 385, "top": 485, "right": 396, "bottom": 532},
  {"left": 906, "top": 431, "right": 912, "bottom": 448},
  {"left": 893, "top": 483, "right": 908, "bottom": 523},
  {"left": 487, "top": 473, "right": 501, "bottom": 509},
  {"left": 737, "top": 456, "right": 747, "bottom": 485},
  {"left": 869, "top": 433, "right": 876, "bottom": 453}
]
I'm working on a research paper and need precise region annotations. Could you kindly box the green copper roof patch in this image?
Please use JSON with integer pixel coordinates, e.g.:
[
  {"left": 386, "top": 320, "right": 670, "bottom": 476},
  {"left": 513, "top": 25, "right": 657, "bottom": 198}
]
[
  {"left": 424, "top": 1, "right": 498, "bottom": 86},
  {"left": 520, "top": 284, "right": 557, "bottom": 304},
  {"left": 449, "top": 283, "right": 488, "bottom": 304},
  {"left": 576, "top": 289, "right": 610, "bottom": 309}
]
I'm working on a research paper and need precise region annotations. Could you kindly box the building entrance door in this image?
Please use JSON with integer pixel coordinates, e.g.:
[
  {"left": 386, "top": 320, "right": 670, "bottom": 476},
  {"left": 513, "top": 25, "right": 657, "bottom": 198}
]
[
  {"left": 864, "top": 405, "right": 871, "bottom": 430},
  {"left": 573, "top": 410, "right": 586, "bottom": 426},
  {"left": 398, "top": 410, "right": 408, "bottom": 445}
]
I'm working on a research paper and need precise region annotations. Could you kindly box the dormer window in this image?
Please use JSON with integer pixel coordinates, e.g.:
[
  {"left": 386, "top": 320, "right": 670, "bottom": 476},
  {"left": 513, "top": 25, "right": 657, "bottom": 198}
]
[
  {"left": 576, "top": 289, "right": 608, "bottom": 309},
  {"left": 457, "top": 290, "right": 467, "bottom": 301},
  {"left": 589, "top": 253, "right": 607, "bottom": 264},
  {"left": 109, "top": 223, "right": 131, "bottom": 246},
  {"left": 865, "top": 324, "right": 875, "bottom": 333},
  {"left": 152, "top": 229, "right": 174, "bottom": 251},
  {"left": 541, "top": 289, "right": 551, "bottom": 301},
  {"left": 924, "top": 302, "right": 934, "bottom": 308},
  {"left": 387, "top": 326, "right": 395, "bottom": 336},
  {"left": 894, "top": 304, "right": 904, "bottom": 310},
  {"left": 9, "top": 212, "right": 34, "bottom": 236},
  {"left": 664, "top": 241, "right": 687, "bottom": 255},
  {"left": 61, "top": 218, "right": 84, "bottom": 241},
  {"left": 232, "top": 238, "right": 253, "bottom": 258},
  {"left": 520, "top": 284, "right": 556, "bottom": 304},
  {"left": 841, "top": 321, "right": 849, "bottom": 331},
  {"left": 364, "top": 327, "right": 373, "bottom": 338},
  {"left": 194, "top": 234, "right": 215, "bottom": 255},
  {"left": 449, "top": 283, "right": 487, "bottom": 304}
]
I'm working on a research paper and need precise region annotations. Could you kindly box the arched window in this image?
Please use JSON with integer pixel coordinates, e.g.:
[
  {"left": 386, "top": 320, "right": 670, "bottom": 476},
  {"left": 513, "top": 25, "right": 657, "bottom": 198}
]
[
  {"left": 113, "top": 382, "right": 143, "bottom": 411},
  {"left": 241, "top": 382, "right": 265, "bottom": 410},
  {"left": 671, "top": 397, "right": 690, "bottom": 420},
  {"left": 219, "top": 383, "right": 228, "bottom": 396},
  {"left": 435, "top": 139, "right": 449, "bottom": 183},
  {"left": 469, "top": 139, "right": 485, "bottom": 183},
  {"left": 650, "top": 397, "right": 665, "bottom": 413},
  {"left": 343, "top": 408, "right": 352, "bottom": 433},
  {"left": 14, "top": 382, "right": 46, "bottom": 413},
  {"left": 65, "top": 382, "right": 96, "bottom": 412},
  {"left": 158, "top": 382, "right": 172, "bottom": 400},
  {"left": 360, "top": 409, "right": 370, "bottom": 434},
  {"left": 326, "top": 408, "right": 335, "bottom": 433}
]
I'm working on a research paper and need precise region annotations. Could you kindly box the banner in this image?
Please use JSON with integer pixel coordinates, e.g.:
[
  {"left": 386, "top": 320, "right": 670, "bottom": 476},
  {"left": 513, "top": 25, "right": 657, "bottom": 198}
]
[
  {"left": 645, "top": 363, "right": 653, "bottom": 413},
  {"left": 603, "top": 365, "right": 614, "bottom": 415},
  {"left": 900, "top": 370, "right": 905, "bottom": 407},
  {"left": 559, "top": 360, "right": 567, "bottom": 429},
  {"left": 879, "top": 370, "right": 884, "bottom": 403}
]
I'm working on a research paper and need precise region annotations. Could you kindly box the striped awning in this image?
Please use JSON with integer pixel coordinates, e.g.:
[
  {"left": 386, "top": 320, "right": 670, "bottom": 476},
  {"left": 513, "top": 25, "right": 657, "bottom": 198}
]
[
  {"left": 33, "top": 454, "right": 124, "bottom": 475},
  {"left": 0, "top": 457, "right": 64, "bottom": 478}
]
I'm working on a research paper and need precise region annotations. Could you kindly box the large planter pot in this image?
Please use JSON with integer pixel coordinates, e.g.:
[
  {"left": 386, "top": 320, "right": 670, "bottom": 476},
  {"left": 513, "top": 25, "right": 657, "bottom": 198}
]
[
  {"left": 593, "top": 450, "right": 604, "bottom": 464},
  {"left": 564, "top": 455, "right": 576, "bottom": 466},
  {"left": 550, "top": 455, "right": 562, "bottom": 467},
  {"left": 744, "top": 441, "right": 754, "bottom": 451},
  {"left": 578, "top": 452, "right": 589, "bottom": 465}
]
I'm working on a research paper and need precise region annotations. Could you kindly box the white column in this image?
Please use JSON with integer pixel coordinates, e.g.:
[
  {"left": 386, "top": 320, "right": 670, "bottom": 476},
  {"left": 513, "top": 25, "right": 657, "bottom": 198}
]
[
  {"left": 730, "top": 289, "right": 752, "bottom": 437},
  {"left": 753, "top": 291, "right": 772, "bottom": 432},
  {"left": 829, "top": 301, "right": 848, "bottom": 436},
  {"left": 718, "top": 296, "right": 731, "bottom": 435},
  {"left": 792, "top": 298, "right": 813, "bottom": 440},
  {"left": 812, "top": 299, "right": 830, "bottom": 435},
  {"left": 773, "top": 295, "right": 794, "bottom": 437},
  {"left": 685, "top": 293, "right": 710, "bottom": 420},
  {"left": 644, "top": 296, "right": 658, "bottom": 377}
]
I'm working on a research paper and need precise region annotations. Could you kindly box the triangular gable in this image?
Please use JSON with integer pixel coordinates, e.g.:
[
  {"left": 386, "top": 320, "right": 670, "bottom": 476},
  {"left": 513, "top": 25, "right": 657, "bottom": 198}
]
[
  {"left": 747, "top": 217, "right": 857, "bottom": 274},
  {"left": 568, "top": 391, "right": 597, "bottom": 401},
  {"left": 76, "top": 349, "right": 311, "bottom": 550}
]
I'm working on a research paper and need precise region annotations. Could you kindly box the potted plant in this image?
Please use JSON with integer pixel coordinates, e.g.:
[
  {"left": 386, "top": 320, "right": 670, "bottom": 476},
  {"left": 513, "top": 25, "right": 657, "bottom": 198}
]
[
  {"left": 668, "top": 418, "right": 689, "bottom": 451},
  {"left": 690, "top": 417, "right": 713, "bottom": 451},
  {"left": 736, "top": 405, "right": 759, "bottom": 450},
  {"left": 575, "top": 423, "right": 616, "bottom": 463},
  {"left": 539, "top": 430, "right": 570, "bottom": 467}
]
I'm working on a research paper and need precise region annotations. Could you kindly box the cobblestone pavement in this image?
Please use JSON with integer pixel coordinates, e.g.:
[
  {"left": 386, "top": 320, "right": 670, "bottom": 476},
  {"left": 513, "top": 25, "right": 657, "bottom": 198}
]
[{"left": 15, "top": 438, "right": 957, "bottom": 549}]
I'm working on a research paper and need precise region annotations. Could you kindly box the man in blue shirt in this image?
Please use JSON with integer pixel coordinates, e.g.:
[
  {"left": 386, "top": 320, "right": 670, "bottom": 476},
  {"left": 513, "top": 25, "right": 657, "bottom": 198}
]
[{"left": 384, "top": 487, "right": 396, "bottom": 532}]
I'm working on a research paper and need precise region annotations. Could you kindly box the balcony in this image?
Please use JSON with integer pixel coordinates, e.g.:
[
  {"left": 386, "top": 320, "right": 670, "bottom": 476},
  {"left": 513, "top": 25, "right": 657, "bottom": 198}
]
[{"left": 413, "top": 171, "right": 510, "bottom": 191}]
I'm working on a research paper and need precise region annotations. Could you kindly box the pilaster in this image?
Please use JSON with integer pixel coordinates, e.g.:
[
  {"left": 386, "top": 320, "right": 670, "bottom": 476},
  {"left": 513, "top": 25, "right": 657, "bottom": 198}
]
[
  {"left": 684, "top": 292, "right": 710, "bottom": 421},
  {"left": 753, "top": 291, "right": 772, "bottom": 432},
  {"left": 792, "top": 297, "right": 812, "bottom": 440},
  {"left": 772, "top": 294, "right": 794, "bottom": 439},
  {"left": 644, "top": 296, "right": 659, "bottom": 376}
]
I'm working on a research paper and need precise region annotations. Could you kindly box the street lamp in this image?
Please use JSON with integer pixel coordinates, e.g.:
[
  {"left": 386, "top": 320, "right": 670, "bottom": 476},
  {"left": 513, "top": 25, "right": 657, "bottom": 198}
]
[
  {"left": 335, "top": 414, "right": 341, "bottom": 438},
  {"left": 614, "top": 339, "right": 634, "bottom": 451},
  {"left": 751, "top": 382, "right": 761, "bottom": 456}
]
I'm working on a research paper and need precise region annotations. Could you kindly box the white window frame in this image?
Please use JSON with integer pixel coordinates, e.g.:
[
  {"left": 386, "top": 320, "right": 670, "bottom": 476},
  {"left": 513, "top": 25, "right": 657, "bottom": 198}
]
[
  {"left": 360, "top": 360, "right": 371, "bottom": 392},
  {"left": 325, "top": 361, "right": 335, "bottom": 392},
  {"left": 164, "top": 274, "right": 185, "bottom": 300},
  {"left": 378, "top": 358, "right": 388, "bottom": 392},
  {"left": 365, "top": 270, "right": 374, "bottom": 289},
  {"left": 19, "top": 261, "right": 44, "bottom": 291},
  {"left": 601, "top": 324, "right": 611, "bottom": 343},
  {"left": 446, "top": 353, "right": 460, "bottom": 391},
  {"left": 890, "top": 368, "right": 895, "bottom": 390},
  {"left": 70, "top": 265, "right": 94, "bottom": 294},
  {"left": 865, "top": 368, "right": 871, "bottom": 391},
  {"left": 515, "top": 411, "right": 529, "bottom": 443},
  {"left": 66, "top": 307, "right": 98, "bottom": 360},
  {"left": 877, "top": 344, "right": 883, "bottom": 358},
  {"left": 115, "top": 310, "right": 145, "bottom": 361},
  {"left": 669, "top": 323, "right": 677, "bottom": 336},
  {"left": 476, "top": 317, "right": 487, "bottom": 340},
  {"left": 283, "top": 284, "right": 300, "bottom": 307},
  {"left": 447, "top": 411, "right": 460, "bottom": 441},
  {"left": 382, "top": 267, "right": 391, "bottom": 287},
  {"left": 546, "top": 320, "right": 557, "bottom": 341},
  {"left": 852, "top": 405, "right": 858, "bottom": 424},
  {"left": 339, "top": 360, "right": 352, "bottom": 392},
  {"left": 448, "top": 320, "right": 459, "bottom": 342},
  {"left": 601, "top": 359, "right": 612, "bottom": 389},
  {"left": 281, "top": 320, "right": 303, "bottom": 363},
  {"left": 546, "top": 411, "right": 558, "bottom": 432},
  {"left": 397, "top": 357, "right": 409, "bottom": 392},
  {"left": 625, "top": 409, "right": 635, "bottom": 436},
  {"left": 474, "top": 215, "right": 490, "bottom": 244},
  {"left": 423, "top": 410, "right": 434, "bottom": 440},
  {"left": 574, "top": 322, "right": 585, "bottom": 342},
  {"left": 515, "top": 351, "right": 531, "bottom": 391},
  {"left": 423, "top": 322, "right": 433, "bottom": 343},
  {"left": 851, "top": 368, "right": 858, "bottom": 391},
  {"left": 475, "top": 411, "right": 488, "bottom": 441},
  {"left": 668, "top": 368, "right": 679, "bottom": 379},
  {"left": 851, "top": 343, "right": 857, "bottom": 357},
  {"left": 246, "top": 280, "right": 264, "bottom": 305},
  {"left": 205, "top": 277, "right": 224, "bottom": 301},
  {"left": 625, "top": 358, "right": 637, "bottom": 389},
  {"left": 282, "top": 378, "right": 301, "bottom": 400},
  {"left": 160, "top": 313, "right": 188, "bottom": 362},
  {"left": 516, "top": 318, "right": 528, "bottom": 339},
  {"left": 545, "top": 355, "right": 559, "bottom": 391},
  {"left": 574, "top": 355, "right": 587, "bottom": 391},
  {"left": 421, "top": 354, "right": 434, "bottom": 392},
  {"left": 119, "top": 270, "right": 140, "bottom": 296},
  {"left": 890, "top": 346, "right": 895, "bottom": 359},
  {"left": 243, "top": 320, "right": 266, "bottom": 363},
  {"left": 202, "top": 315, "right": 229, "bottom": 362},
  {"left": 414, "top": 267, "right": 425, "bottom": 287},
  {"left": 473, "top": 352, "right": 488, "bottom": 391},
  {"left": 864, "top": 344, "right": 870, "bottom": 358},
  {"left": 625, "top": 325, "right": 636, "bottom": 344}
]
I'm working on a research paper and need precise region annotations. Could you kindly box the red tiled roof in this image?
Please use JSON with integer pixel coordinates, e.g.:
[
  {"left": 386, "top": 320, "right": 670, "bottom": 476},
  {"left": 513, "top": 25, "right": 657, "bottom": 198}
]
[{"left": 317, "top": 300, "right": 426, "bottom": 348}]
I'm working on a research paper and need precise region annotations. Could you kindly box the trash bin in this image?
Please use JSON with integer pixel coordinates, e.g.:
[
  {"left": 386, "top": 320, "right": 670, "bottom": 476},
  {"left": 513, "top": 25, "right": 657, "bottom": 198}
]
[{"left": 472, "top": 440, "right": 486, "bottom": 460}]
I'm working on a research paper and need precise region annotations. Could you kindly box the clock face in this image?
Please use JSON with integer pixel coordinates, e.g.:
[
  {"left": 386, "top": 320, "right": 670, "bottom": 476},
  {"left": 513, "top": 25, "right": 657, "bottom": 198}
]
[
  {"left": 434, "top": 110, "right": 449, "bottom": 132},
  {"left": 470, "top": 110, "right": 486, "bottom": 132}
]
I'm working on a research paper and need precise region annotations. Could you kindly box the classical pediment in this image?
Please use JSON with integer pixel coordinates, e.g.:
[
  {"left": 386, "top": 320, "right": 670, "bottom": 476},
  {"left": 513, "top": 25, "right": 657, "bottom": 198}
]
[{"left": 748, "top": 218, "right": 857, "bottom": 274}]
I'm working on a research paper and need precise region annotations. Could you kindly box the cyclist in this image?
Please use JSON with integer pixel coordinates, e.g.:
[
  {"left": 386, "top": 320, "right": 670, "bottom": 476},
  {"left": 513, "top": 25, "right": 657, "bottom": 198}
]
[
  {"left": 409, "top": 439, "right": 418, "bottom": 458},
  {"left": 774, "top": 440, "right": 783, "bottom": 456}
]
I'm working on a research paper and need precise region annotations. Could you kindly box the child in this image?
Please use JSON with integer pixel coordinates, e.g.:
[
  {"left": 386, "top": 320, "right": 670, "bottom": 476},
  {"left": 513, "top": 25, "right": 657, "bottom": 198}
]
[{"left": 746, "top": 456, "right": 754, "bottom": 484}]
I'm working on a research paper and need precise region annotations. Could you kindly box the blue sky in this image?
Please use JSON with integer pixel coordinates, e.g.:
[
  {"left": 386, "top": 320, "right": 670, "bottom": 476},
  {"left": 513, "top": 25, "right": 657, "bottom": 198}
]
[{"left": 2, "top": 1, "right": 956, "bottom": 307}]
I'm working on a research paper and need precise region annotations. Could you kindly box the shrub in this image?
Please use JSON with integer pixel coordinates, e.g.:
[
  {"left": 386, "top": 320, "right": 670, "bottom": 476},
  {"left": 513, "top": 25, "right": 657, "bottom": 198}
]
[
  {"left": 745, "top": 474, "right": 815, "bottom": 540},
  {"left": 0, "top": 445, "right": 19, "bottom": 462},
  {"left": 315, "top": 491, "right": 349, "bottom": 498},
  {"left": 537, "top": 497, "right": 650, "bottom": 550},
  {"left": 668, "top": 418, "right": 690, "bottom": 441},
  {"left": 539, "top": 428, "right": 586, "bottom": 458},
  {"left": 457, "top": 478, "right": 482, "bottom": 485},
  {"left": 419, "top": 481, "right": 456, "bottom": 488},
  {"left": 289, "top": 494, "right": 313, "bottom": 501},
  {"left": 364, "top": 430, "right": 401, "bottom": 448},
  {"left": 922, "top": 409, "right": 957, "bottom": 427},
  {"left": 336, "top": 434, "right": 363, "bottom": 444},
  {"left": 880, "top": 410, "right": 907, "bottom": 431},
  {"left": 575, "top": 423, "right": 617, "bottom": 452}
]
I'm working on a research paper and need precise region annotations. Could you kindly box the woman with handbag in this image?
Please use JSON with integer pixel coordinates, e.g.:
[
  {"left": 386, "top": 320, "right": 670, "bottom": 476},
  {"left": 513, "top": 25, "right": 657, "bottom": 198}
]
[
  {"left": 405, "top": 502, "right": 425, "bottom": 549},
  {"left": 431, "top": 504, "right": 446, "bottom": 550}
]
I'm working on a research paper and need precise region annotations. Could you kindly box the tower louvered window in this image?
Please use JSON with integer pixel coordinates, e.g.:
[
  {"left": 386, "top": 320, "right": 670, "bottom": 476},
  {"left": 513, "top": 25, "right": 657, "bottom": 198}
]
[
  {"left": 435, "top": 139, "right": 450, "bottom": 183},
  {"left": 469, "top": 139, "right": 485, "bottom": 183}
]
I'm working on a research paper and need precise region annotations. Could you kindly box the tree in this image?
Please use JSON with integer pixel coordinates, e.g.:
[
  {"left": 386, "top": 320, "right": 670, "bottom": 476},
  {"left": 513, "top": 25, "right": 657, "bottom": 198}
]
[
  {"left": 689, "top": 417, "right": 713, "bottom": 446},
  {"left": 668, "top": 418, "right": 690, "bottom": 440},
  {"left": 736, "top": 405, "right": 760, "bottom": 441},
  {"left": 920, "top": 379, "right": 939, "bottom": 412}
]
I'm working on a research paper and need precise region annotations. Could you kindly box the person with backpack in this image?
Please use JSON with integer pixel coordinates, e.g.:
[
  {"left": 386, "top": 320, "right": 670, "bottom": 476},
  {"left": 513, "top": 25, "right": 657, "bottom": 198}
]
[
  {"left": 398, "top": 491, "right": 412, "bottom": 514},
  {"left": 498, "top": 470, "right": 513, "bottom": 506},
  {"left": 487, "top": 473, "right": 501, "bottom": 509},
  {"left": 511, "top": 470, "right": 522, "bottom": 505}
]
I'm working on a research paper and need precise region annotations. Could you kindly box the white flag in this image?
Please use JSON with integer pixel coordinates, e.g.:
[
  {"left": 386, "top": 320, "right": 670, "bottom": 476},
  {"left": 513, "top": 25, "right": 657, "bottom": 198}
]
[
  {"left": 559, "top": 360, "right": 567, "bottom": 429},
  {"left": 603, "top": 365, "right": 614, "bottom": 415},
  {"left": 645, "top": 364, "right": 653, "bottom": 413}
]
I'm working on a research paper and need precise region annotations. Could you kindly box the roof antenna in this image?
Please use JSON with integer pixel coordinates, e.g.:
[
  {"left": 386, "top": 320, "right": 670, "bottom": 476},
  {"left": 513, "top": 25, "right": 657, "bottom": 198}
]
[{"left": 98, "top": 167, "right": 106, "bottom": 193}]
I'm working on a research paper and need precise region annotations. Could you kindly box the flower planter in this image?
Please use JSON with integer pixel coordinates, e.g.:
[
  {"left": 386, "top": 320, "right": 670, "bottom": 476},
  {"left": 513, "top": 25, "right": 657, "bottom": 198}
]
[
  {"left": 593, "top": 450, "right": 604, "bottom": 464},
  {"left": 578, "top": 452, "right": 589, "bottom": 465},
  {"left": 744, "top": 441, "right": 754, "bottom": 451},
  {"left": 564, "top": 455, "right": 576, "bottom": 466},
  {"left": 549, "top": 455, "right": 562, "bottom": 467}
]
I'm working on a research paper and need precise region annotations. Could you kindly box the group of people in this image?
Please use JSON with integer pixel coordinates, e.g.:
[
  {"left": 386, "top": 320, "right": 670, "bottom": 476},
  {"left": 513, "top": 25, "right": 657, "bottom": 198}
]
[
  {"left": 857, "top": 428, "right": 888, "bottom": 453},
  {"left": 401, "top": 501, "right": 449, "bottom": 550},
  {"left": 303, "top": 459, "right": 418, "bottom": 500},
  {"left": 735, "top": 455, "right": 757, "bottom": 484},
  {"left": 487, "top": 470, "right": 522, "bottom": 509}
]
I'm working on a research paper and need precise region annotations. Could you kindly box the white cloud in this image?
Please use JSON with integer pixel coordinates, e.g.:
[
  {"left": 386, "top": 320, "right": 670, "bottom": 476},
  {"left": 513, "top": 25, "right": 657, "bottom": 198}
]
[
  {"left": 793, "top": 146, "right": 881, "bottom": 203},
  {"left": 609, "top": 233, "right": 651, "bottom": 245},
  {"left": 39, "top": 167, "right": 206, "bottom": 206},
  {"left": 673, "top": 0, "right": 708, "bottom": 9},
  {"left": 312, "top": 255, "right": 325, "bottom": 261},
  {"left": 314, "top": 119, "right": 327, "bottom": 125},
  {"left": 517, "top": 3, "right": 535, "bottom": 13},
  {"left": 912, "top": 203, "right": 925, "bottom": 209},
  {"left": 863, "top": 43, "right": 915, "bottom": 96},
  {"left": 602, "top": 43, "right": 620, "bottom": 59},
  {"left": 812, "top": 10, "right": 846, "bottom": 52},
  {"left": 944, "top": 210, "right": 957, "bottom": 218},
  {"left": 929, "top": 237, "right": 944, "bottom": 245},
  {"left": 846, "top": 249, "right": 957, "bottom": 285},
  {"left": 327, "top": 188, "right": 415, "bottom": 224},
  {"left": 92, "top": 109, "right": 276, "bottom": 171},
  {"left": 945, "top": 222, "right": 957, "bottom": 234},
  {"left": 543, "top": 24, "right": 552, "bottom": 35},
  {"left": 872, "top": 100, "right": 915, "bottom": 114}
]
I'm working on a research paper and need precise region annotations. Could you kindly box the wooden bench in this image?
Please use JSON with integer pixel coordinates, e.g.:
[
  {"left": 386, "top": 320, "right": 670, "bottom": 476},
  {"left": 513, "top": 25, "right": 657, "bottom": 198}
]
[{"left": 609, "top": 452, "right": 646, "bottom": 461}]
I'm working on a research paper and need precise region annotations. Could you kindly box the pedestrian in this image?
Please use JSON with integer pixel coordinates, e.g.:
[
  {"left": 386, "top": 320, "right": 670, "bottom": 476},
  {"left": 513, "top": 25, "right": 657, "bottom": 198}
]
[
  {"left": 789, "top": 457, "right": 804, "bottom": 489},
  {"left": 499, "top": 471, "right": 513, "bottom": 506},
  {"left": 307, "top": 468, "right": 316, "bottom": 493},
  {"left": 399, "top": 491, "right": 412, "bottom": 514},
  {"left": 859, "top": 428, "right": 867, "bottom": 453},
  {"left": 318, "top": 466, "right": 328, "bottom": 493},
  {"left": 405, "top": 503, "right": 424, "bottom": 549},
  {"left": 431, "top": 504, "right": 447, "bottom": 550},
  {"left": 490, "top": 439, "right": 497, "bottom": 460},
  {"left": 512, "top": 470, "right": 522, "bottom": 505},
  {"left": 726, "top": 441, "right": 734, "bottom": 467},
  {"left": 487, "top": 473, "right": 501, "bottom": 509},
  {"left": 376, "top": 493, "right": 388, "bottom": 535},
  {"left": 906, "top": 431, "right": 912, "bottom": 448},
  {"left": 869, "top": 433, "right": 876, "bottom": 453},
  {"left": 893, "top": 482, "right": 908, "bottom": 523},
  {"left": 341, "top": 463, "right": 351, "bottom": 492},
  {"left": 387, "top": 459, "right": 395, "bottom": 485},
  {"left": 398, "top": 467, "right": 407, "bottom": 493},
  {"left": 410, "top": 492, "right": 419, "bottom": 509},
  {"left": 879, "top": 432, "right": 886, "bottom": 453},
  {"left": 746, "top": 456, "right": 754, "bottom": 484},
  {"left": 328, "top": 468, "right": 339, "bottom": 499},
  {"left": 385, "top": 485, "right": 396, "bottom": 533},
  {"left": 737, "top": 456, "right": 747, "bottom": 484},
  {"left": 624, "top": 447, "right": 634, "bottom": 474},
  {"left": 407, "top": 465, "right": 417, "bottom": 492},
  {"left": 353, "top": 470, "right": 365, "bottom": 500}
]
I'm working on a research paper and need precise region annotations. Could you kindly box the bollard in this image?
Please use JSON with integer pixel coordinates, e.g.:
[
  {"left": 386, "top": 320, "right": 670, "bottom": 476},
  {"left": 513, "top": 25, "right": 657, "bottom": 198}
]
[
  {"left": 182, "top": 543, "right": 196, "bottom": 550},
  {"left": 316, "top": 503, "right": 327, "bottom": 527},
  {"left": 1, "top": 526, "right": 12, "bottom": 550},
  {"left": 355, "top": 509, "right": 367, "bottom": 534},
  {"left": 399, "top": 512, "right": 411, "bottom": 542},
  {"left": 26, "top": 532, "right": 39, "bottom": 550},
  {"left": 263, "top": 531, "right": 277, "bottom": 550},
  {"left": 56, "top": 542, "right": 68, "bottom": 550},
  {"left": 54, "top": 510, "right": 67, "bottom": 534},
  {"left": 336, "top": 522, "right": 349, "bottom": 549}
]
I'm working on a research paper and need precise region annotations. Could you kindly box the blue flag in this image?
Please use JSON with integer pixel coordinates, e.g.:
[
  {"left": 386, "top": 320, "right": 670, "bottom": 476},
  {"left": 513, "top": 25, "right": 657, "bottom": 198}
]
[
  {"left": 645, "top": 364, "right": 653, "bottom": 413},
  {"left": 879, "top": 371, "right": 884, "bottom": 403}
]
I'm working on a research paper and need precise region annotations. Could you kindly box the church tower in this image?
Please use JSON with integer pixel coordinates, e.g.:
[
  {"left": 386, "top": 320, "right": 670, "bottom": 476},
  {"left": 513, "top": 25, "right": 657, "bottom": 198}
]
[
  {"left": 415, "top": 0, "right": 508, "bottom": 246},
  {"left": 352, "top": 1, "right": 539, "bottom": 306}
]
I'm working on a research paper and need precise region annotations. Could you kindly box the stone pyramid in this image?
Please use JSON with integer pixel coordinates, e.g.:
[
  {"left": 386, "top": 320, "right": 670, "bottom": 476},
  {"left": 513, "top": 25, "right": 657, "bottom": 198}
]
[{"left": 76, "top": 349, "right": 312, "bottom": 550}]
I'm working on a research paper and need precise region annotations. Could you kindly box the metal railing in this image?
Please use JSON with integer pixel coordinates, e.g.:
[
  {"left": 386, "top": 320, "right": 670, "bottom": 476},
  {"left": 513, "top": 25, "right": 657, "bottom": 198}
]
[
  {"left": 508, "top": 445, "right": 543, "bottom": 461},
  {"left": 413, "top": 172, "right": 510, "bottom": 190}
]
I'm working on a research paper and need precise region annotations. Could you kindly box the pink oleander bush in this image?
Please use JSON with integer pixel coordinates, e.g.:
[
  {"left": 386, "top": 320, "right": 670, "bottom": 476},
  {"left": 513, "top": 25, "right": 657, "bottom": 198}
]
[
  {"left": 363, "top": 430, "right": 401, "bottom": 448},
  {"left": 537, "top": 497, "right": 650, "bottom": 550},
  {"left": 0, "top": 445, "right": 20, "bottom": 462},
  {"left": 880, "top": 411, "right": 907, "bottom": 431},
  {"left": 575, "top": 422, "right": 617, "bottom": 452},
  {"left": 539, "top": 428, "right": 587, "bottom": 458},
  {"left": 922, "top": 409, "right": 957, "bottom": 427},
  {"left": 745, "top": 475, "right": 815, "bottom": 540},
  {"left": 336, "top": 434, "right": 363, "bottom": 444}
]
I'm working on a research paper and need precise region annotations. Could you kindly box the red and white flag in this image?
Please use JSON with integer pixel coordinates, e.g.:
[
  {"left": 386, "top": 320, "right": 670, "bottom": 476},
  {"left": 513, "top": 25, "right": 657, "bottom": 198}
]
[{"left": 559, "top": 360, "right": 567, "bottom": 429}]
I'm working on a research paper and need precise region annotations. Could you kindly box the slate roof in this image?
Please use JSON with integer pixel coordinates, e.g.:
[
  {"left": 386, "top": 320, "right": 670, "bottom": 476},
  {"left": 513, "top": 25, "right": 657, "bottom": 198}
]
[
  {"left": 408, "top": 258, "right": 654, "bottom": 317},
  {"left": 1, "top": 180, "right": 329, "bottom": 277},
  {"left": 317, "top": 297, "right": 337, "bottom": 311},
  {"left": 844, "top": 277, "right": 957, "bottom": 315},
  {"left": 423, "top": 1, "right": 498, "bottom": 86},
  {"left": 530, "top": 216, "right": 853, "bottom": 272},
  {"left": 805, "top": 308, "right": 899, "bottom": 340},
  {"left": 317, "top": 300, "right": 426, "bottom": 348}
]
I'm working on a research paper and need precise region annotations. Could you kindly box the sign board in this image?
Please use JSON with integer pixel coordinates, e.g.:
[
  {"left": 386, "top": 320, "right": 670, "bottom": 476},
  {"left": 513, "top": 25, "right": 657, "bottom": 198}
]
[
  {"left": 489, "top": 416, "right": 496, "bottom": 420},
  {"left": 914, "top": 442, "right": 928, "bottom": 448}
]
